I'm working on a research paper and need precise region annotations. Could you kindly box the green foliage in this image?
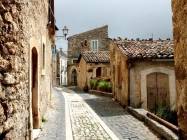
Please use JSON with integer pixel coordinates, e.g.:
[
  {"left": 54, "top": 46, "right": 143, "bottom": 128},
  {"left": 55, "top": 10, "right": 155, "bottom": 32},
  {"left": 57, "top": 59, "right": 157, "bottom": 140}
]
[
  {"left": 105, "top": 82, "right": 111, "bottom": 90},
  {"left": 135, "top": 101, "right": 144, "bottom": 108},
  {"left": 42, "top": 116, "right": 48, "bottom": 123},
  {"left": 155, "top": 100, "right": 178, "bottom": 126},
  {"left": 90, "top": 78, "right": 99, "bottom": 89},
  {"left": 40, "top": 126, "right": 43, "bottom": 131},
  {"left": 98, "top": 80, "right": 107, "bottom": 90}
]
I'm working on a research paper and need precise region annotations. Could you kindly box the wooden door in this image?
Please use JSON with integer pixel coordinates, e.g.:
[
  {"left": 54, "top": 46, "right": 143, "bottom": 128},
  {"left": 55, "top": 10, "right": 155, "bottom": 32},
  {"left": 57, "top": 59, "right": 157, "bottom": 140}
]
[
  {"left": 147, "top": 73, "right": 169, "bottom": 112},
  {"left": 147, "top": 73, "right": 157, "bottom": 112},
  {"left": 96, "top": 67, "right": 101, "bottom": 77},
  {"left": 157, "top": 73, "right": 169, "bottom": 105}
]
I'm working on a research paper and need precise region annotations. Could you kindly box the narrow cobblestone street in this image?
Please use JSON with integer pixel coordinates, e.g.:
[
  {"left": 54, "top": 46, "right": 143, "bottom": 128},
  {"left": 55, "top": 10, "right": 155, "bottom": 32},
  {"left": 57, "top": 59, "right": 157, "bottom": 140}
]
[
  {"left": 37, "top": 87, "right": 66, "bottom": 140},
  {"left": 37, "top": 87, "right": 161, "bottom": 140}
]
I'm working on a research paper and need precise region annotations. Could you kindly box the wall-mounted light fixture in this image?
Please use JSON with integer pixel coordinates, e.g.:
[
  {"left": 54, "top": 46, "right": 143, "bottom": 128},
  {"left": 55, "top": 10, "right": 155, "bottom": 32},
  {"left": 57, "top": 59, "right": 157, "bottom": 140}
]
[{"left": 56, "top": 26, "right": 69, "bottom": 40}]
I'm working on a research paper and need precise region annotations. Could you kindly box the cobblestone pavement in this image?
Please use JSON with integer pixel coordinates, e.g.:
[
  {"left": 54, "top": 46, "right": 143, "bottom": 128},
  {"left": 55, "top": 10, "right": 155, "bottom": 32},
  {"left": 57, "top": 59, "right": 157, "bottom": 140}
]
[
  {"left": 69, "top": 87, "right": 162, "bottom": 140},
  {"left": 37, "top": 87, "right": 66, "bottom": 140},
  {"left": 62, "top": 87, "right": 117, "bottom": 140},
  {"left": 37, "top": 86, "right": 162, "bottom": 140}
]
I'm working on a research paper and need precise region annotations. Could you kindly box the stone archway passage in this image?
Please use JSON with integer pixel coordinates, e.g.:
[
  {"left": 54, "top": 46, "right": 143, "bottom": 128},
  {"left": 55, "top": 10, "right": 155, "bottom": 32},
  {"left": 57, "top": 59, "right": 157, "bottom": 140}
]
[
  {"left": 32, "top": 47, "right": 39, "bottom": 129},
  {"left": 71, "top": 69, "right": 77, "bottom": 86}
]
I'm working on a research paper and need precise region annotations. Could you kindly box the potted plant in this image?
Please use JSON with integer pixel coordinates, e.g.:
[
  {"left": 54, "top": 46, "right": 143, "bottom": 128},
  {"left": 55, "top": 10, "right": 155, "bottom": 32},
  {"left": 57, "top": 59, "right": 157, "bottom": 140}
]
[
  {"left": 83, "top": 82, "right": 89, "bottom": 92},
  {"left": 98, "top": 80, "right": 107, "bottom": 92},
  {"left": 90, "top": 79, "right": 94, "bottom": 89},
  {"left": 105, "top": 82, "right": 112, "bottom": 93},
  {"left": 90, "top": 78, "right": 98, "bottom": 90}
]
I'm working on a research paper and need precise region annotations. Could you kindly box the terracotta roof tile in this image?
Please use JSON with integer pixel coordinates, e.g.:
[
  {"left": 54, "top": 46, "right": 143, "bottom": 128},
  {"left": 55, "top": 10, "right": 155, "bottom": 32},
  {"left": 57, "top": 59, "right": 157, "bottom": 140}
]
[
  {"left": 113, "top": 38, "right": 174, "bottom": 60},
  {"left": 82, "top": 51, "right": 110, "bottom": 63}
]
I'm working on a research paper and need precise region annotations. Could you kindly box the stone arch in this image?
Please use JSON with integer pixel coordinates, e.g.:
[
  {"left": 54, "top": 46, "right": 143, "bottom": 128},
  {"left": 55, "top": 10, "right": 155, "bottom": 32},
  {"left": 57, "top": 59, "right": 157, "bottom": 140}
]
[
  {"left": 140, "top": 67, "right": 176, "bottom": 110},
  {"left": 29, "top": 38, "right": 40, "bottom": 139},
  {"left": 71, "top": 69, "right": 77, "bottom": 86},
  {"left": 69, "top": 66, "right": 78, "bottom": 86}
]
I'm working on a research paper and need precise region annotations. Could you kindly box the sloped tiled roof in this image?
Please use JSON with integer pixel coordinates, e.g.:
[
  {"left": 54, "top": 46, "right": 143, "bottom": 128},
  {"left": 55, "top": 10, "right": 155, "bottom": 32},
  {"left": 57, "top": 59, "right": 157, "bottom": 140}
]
[
  {"left": 113, "top": 38, "right": 174, "bottom": 60},
  {"left": 81, "top": 51, "right": 110, "bottom": 63}
]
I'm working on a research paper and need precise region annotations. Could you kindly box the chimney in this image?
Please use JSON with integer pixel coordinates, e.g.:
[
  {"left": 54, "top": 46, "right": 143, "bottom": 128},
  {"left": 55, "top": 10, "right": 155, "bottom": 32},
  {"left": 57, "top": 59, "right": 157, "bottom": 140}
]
[{"left": 81, "top": 39, "right": 89, "bottom": 52}]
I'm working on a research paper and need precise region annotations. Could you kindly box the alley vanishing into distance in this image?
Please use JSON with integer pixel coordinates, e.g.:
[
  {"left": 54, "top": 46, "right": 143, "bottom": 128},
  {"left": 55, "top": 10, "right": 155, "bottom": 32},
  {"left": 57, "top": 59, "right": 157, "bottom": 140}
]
[{"left": 37, "top": 87, "right": 162, "bottom": 140}]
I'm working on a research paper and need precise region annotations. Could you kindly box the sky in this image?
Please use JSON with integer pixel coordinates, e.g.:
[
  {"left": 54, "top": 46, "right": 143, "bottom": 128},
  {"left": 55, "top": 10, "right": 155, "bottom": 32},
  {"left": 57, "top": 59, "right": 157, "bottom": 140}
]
[{"left": 54, "top": 0, "right": 172, "bottom": 52}]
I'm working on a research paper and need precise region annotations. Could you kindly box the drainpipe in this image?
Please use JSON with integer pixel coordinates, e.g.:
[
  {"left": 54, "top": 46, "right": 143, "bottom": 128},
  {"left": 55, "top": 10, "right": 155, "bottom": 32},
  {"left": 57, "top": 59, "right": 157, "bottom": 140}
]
[{"left": 147, "top": 112, "right": 179, "bottom": 134}]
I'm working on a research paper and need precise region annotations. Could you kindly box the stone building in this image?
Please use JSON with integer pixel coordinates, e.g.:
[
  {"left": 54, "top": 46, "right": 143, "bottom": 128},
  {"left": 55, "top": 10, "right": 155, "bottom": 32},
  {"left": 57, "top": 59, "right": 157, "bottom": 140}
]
[
  {"left": 67, "top": 25, "right": 110, "bottom": 86},
  {"left": 0, "top": 0, "right": 57, "bottom": 139},
  {"left": 110, "top": 38, "right": 176, "bottom": 112},
  {"left": 172, "top": 1, "right": 187, "bottom": 138},
  {"left": 77, "top": 51, "right": 110, "bottom": 89}
]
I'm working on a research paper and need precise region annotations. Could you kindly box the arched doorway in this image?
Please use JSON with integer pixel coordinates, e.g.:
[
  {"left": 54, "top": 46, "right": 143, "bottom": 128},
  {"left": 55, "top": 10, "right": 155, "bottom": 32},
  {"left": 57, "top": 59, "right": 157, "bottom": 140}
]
[
  {"left": 96, "top": 67, "right": 101, "bottom": 77},
  {"left": 31, "top": 47, "right": 39, "bottom": 129},
  {"left": 71, "top": 69, "right": 77, "bottom": 86},
  {"left": 147, "top": 72, "right": 169, "bottom": 112}
]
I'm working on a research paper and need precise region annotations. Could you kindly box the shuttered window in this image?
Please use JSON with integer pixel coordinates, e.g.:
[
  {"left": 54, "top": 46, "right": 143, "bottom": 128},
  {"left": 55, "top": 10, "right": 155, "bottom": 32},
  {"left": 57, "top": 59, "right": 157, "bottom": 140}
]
[{"left": 91, "top": 40, "right": 98, "bottom": 51}]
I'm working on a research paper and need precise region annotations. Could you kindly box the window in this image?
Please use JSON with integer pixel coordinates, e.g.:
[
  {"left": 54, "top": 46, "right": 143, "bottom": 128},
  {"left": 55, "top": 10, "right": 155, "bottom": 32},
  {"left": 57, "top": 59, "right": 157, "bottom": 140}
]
[
  {"left": 42, "top": 43, "right": 45, "bottom": 70},
  {"left": 91, "top": 40, "right": 98, "bottom": 51},
  {"left": 73, "top": 60, "right": 77, "bottom": 64}
]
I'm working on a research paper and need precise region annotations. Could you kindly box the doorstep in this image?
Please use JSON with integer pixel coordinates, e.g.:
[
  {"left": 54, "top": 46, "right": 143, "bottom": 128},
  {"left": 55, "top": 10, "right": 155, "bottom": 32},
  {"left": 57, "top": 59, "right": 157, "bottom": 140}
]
[{"left": 33, "top": 129, "right": 40, "bottom": 139}]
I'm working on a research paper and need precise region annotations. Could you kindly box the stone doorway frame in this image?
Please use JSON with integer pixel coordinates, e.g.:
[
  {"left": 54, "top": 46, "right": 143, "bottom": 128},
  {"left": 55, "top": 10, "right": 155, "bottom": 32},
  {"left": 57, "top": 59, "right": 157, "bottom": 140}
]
[
  {"left": 71, "top": 69, "right": 77, "bottom": 86},
  {"left": 29, "top": 38, "right": 40, "bottom": 139},
  {"left": 140, "top": 67, "right": 176, "bottom": 110}
]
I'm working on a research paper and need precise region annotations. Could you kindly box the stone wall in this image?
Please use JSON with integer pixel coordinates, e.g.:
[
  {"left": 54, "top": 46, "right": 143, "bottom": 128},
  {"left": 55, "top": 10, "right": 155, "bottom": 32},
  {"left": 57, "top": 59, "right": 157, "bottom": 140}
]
[
  {"left": 172, "top": 0, "right": 187, "bottom": 139},
  {"left": 67, "top": 57, "right": 110, "bottom": 89},
  {"left": 76, "top": 58, "right": 110, "bottom": 89},
  {"left": 110, "top": 41, "right": 176, "bottom": 109},
  {"left": 0, "top": 0, "right": 52, "bottom": 139},
  {"left": 130, "top": 61, "right": 176, "bottom": 109},
  {"left": 67, "top": 25, "right": 109, "bottom": 65},
  {"left": 67, "top": 25, "right": 110, "bottom": 86},
  {"left": 110, "top": 42, "right": 129, "bottom": 106}
]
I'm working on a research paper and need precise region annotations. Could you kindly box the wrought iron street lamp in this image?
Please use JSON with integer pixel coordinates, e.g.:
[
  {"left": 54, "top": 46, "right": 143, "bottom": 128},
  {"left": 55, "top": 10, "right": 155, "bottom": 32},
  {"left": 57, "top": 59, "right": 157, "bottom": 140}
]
[{"left": 56, "top": 26, "right": 69, "bottom": 40}]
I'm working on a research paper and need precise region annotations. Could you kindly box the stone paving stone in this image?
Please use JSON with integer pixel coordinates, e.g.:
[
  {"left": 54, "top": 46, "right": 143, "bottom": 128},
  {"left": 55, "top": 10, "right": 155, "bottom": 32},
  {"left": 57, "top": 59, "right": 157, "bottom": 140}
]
[
  {"left": 70, "top": 87, "right": 162, "bottom": 140},
  {"left": 36, "top": 87, "right": 66, "bottom": 140},
  {"left": 65, "top": 91, "right": 113, "bottom": 140}
]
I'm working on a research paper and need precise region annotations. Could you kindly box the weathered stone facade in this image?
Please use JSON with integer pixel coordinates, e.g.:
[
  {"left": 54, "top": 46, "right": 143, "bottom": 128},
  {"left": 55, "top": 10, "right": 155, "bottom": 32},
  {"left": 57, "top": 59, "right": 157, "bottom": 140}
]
[
  {"left": 67, "top": 25, "right": 110, "bottom": 86},
  {"left": 67, "top": 25, "right": 109, "bottom": 63},
  {"left": 110, "top": 45, "right": 129, "bottom": 106},
  {"left": 110, "top": 39, "right": 176, "bottom": 111},
  {"left": 172, "top": 0, "right": 187, "bottom": 139},
  {"left": 76, "top": 52, "right": 110, "bottom": 89},
  {"left": 0, "top": 0, "right": 54, "bottom": 139}
]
